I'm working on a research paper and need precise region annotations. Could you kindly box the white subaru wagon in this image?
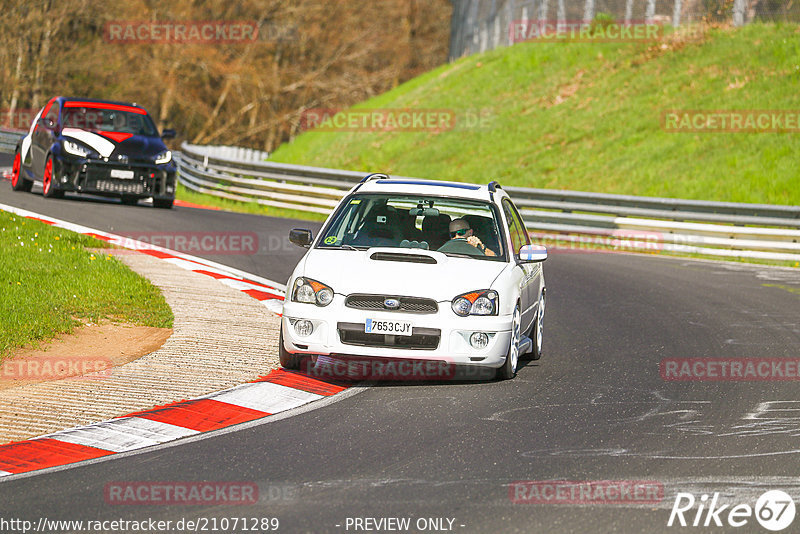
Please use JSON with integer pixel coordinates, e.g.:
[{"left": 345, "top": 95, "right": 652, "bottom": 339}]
[{"left": 280, "top": 174, "right": 547, "bottom": 380}]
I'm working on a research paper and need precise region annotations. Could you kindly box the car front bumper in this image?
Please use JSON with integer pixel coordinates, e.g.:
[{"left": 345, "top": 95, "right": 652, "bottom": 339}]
[
  {"left": 281, "top": 296, "right": 513, "bottom": 370},
  {"left": 54, "top": 157, "right": 176, "bottom": 199}
]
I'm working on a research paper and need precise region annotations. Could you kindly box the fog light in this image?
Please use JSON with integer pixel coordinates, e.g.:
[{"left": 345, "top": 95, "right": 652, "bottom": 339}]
[
  {"left": 470, "top": 332, "right": 489, "bottom": 349},
  {"left": 294, "top": 319, "right": 314, "bottom": 337}
]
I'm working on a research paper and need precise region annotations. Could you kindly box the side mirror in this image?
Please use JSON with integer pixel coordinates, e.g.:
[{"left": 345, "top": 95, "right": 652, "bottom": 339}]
[
  {"left": 161, "top": 129, "right": 176, "bottom": 139},
  {"left": 289, "top": 228, "right": 313, "bottom": 248},
  {"left": 38, "top": 117, "right": 55, "bottom": 129},
  {"left": 519, "top": 244, "right": 547, "bottom": 262}
]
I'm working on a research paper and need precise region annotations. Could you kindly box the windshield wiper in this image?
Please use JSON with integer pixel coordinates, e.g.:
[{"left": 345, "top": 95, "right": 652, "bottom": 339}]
[{"left": 441, "top": 252, "right": 475, "bottom": 258}]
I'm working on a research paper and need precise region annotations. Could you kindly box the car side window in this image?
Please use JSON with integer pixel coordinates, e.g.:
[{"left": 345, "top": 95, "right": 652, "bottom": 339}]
[
  {"left": 45, "top": 104, "right": 58, "bottom": 128},
  {"left": 502, "top": 199, "right": 528, "bottom": 256}
]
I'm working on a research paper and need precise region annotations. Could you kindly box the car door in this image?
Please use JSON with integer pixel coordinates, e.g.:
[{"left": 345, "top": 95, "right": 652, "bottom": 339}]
[{"left": 502, "top": 198, "right": 536, "bottom": 334}]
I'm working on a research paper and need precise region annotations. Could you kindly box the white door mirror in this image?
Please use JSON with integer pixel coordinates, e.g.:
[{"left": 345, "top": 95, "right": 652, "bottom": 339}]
[{"left": 519, "top": 244, "right": 547, "bottom": 262}]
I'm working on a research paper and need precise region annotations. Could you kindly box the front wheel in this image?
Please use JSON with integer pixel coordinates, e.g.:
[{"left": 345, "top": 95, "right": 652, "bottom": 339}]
[
  {"left": 530, "top": 290, "right": 545, "bottom": 361},
  {"left": 42, "top": 156, "right": 63, "bottom": 198},
  {"left": 496, "top": 304, "right": 521, "bottom": 380},
  {"left": 279, "top": 330, "right": 301, "bottom": 370},
  {"left": 10, "top": 151, "right": 32, "bottom": 192},
  {"left": 153, "top": 198, "right": 174, "bottom": 209}
]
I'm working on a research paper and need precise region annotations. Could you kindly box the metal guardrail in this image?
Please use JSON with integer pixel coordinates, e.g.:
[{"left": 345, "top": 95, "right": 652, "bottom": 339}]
[
  {"left": 0, "top": 128, "right": 24, "bottom": 154},
  {"left": 2, "top": 134, "right": 797, "bottom": 262},
  {"left": 177, "top": 142, "right": 800, "bottom": 263}
]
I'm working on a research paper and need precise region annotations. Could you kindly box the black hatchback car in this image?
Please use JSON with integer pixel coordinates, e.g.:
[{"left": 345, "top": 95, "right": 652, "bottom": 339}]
[{"left": 10, "top": 96, "right": 176, "bottom": 208}]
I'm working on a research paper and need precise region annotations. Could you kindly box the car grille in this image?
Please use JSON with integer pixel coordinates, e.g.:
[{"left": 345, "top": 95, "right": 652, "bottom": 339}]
[
  {"left": 337, "top": 322, "right": 440, "bottom": 350},
  {"left": 83, "top": 166, "right": 153, "bottom": 195},
  {"left": 94, "top": 179, "right": 146, "bottom": 194},
  {"left": 345, "top": 294, "right": 438, "bottom": 314}
]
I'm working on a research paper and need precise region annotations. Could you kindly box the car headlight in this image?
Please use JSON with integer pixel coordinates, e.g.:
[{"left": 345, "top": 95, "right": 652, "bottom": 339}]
[
  {"left": 292, "top": 277, "right": 334, "bottom": 306},
  {"left": 63, "top": 140, "right": 88, "bottom": 157},
  {"left": 451, "top": 290, "right": 498, "bottom": 316},
  {"left": 154, "top": 150, "right": 172, "bottom": 164}
]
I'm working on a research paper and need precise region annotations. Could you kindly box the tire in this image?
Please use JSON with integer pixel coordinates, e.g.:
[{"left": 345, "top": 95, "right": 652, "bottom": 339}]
[
  {"left": 496, "top": 304, "right": 521, "bottom": 380},
  {"left": 10, "top": 151, "right": 32, "bottom": 192},
  {"left": 42, "top": 155, "right": 63, "bottom": 198},
  {"left": 529, "top": 290, "right": 545, "bottom": 361},
  {"left": 120, "top": 195, "right": 138, "bottom": 206},
  {"left": 279, "top": 330, "right": 301, "bottom": 370},
  {"left": 153, "top": 198, "right": 174, "bottom": 209}
]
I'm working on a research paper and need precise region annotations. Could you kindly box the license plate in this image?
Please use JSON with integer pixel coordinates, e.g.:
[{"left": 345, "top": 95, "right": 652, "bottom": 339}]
[
  {"left": 110, "top": 169, "right": 134, "bottom": 179},
  {"left": 365, "top": 318, "right": 413, "bottom": 336}
]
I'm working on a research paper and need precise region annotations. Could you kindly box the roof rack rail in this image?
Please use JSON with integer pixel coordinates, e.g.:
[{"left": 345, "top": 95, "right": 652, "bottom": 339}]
[
  {"left": 488, "top": 181, "right": 502, "bottom": 192},
  {"left": 359, "top": 172, "right": 390, "bottom": 183}
]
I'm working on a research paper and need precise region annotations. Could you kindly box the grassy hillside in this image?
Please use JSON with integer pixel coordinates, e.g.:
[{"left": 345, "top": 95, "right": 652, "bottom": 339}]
[{"left": 270, "top": 23, "right": 800, "bottom": 205}]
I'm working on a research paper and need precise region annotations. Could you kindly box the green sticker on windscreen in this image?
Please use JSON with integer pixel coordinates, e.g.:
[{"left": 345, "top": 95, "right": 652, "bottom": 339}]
[{"left": 324, "top": 236, "right": 337, "bottom": 245}]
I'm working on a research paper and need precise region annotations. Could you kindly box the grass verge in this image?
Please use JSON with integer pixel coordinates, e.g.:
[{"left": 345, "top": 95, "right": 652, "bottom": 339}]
[{"left": 0, "top": 210, "right": 174, "bottom": 361}]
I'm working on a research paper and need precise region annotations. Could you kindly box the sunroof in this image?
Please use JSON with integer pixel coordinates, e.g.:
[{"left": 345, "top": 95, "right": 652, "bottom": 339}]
[{"left": 375, "top": 179, "right": 481, "bottom": 190}]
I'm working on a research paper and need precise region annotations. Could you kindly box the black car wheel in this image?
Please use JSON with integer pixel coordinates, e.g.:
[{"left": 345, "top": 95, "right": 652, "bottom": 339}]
[
  {"left": 153, "top": 198, "right": 174, "bottom": 209},
  {"left": 10, "top": 151, "right": 32, "bottom": 192},
  {"left": 496, "top": 304, "right": 521, "bottom": 380},
  {"left": 279, "top": 331, "right": 302, "bottom": 370},
  {"left": 42, "top": 156, "right": 63, "bottom": 198}
]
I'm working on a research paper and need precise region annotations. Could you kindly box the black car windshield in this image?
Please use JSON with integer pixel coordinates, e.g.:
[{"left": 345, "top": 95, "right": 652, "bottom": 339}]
[
  {"left": 318, "top": 193, "right": 505, "bottom": 260},
  {"left": 62, "top": 106, "right": 158, "bottom": 136}
]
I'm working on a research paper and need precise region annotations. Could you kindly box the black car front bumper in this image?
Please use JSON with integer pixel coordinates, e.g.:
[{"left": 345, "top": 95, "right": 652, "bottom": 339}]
[{"left": 54, "top": 158, "right": 176, "bottom": 200}]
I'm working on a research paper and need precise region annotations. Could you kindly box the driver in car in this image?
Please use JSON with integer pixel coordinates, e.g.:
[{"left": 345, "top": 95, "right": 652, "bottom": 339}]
[{"left": 438, "top": 218, "right": 496, "bottom": 256}]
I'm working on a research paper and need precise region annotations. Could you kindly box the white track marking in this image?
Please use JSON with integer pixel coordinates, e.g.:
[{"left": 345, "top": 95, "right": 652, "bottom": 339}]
[
  {"left": 262, "top": 300, "right": 284, "bottom": 314},
  {"left": 44, "top": 417, "right": 198, "bottom": 453},
  {"left": 209, "top": 382, "right": 322, "bottom": 414}
]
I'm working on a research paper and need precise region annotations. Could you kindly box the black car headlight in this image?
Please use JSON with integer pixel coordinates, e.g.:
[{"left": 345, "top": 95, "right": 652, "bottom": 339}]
[
  {"left": 63, "top": 140, "right": 89, "bottom": 157},
  {"left": 154, "top": 150, "right": 172, "bottom": 164},
  {"left": 452, "top": 290, "right": 498, "bottom": 316},
  {"left": 292, "top": 277, "right": 334, "bottom": 306}
]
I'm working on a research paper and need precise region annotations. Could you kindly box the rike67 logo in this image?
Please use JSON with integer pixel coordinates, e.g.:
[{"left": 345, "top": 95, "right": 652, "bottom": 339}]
[{"left": 668, "top": 490, "right": 796, "bottom": 531}]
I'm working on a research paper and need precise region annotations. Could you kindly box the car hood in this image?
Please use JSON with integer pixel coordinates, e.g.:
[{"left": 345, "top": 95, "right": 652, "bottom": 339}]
[
  {"left": 61, "top": 128, "right": 166, "bottom": 159},
  {"left": 113, "top": 134, "right": 168, "bottom": 158},
  {"left": 298, "top": 247, "right": 508, "bottom": 301}
]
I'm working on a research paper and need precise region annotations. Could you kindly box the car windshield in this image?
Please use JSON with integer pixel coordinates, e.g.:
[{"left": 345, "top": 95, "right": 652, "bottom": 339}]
[
  {"left": 62, "top": 106, "right": 158, "bottom": 136},
  {"left": 318, "top": 193, "right": 505, "bottom": 260}
]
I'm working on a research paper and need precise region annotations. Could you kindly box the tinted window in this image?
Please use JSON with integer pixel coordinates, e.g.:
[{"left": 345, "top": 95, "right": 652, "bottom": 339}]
[
  {"left": 502, "top": 198, "right": 529, "bottom": 256},
  {"left": 45, "top": 105, "right": 58, "bottom": 124},
  {"left": 62, "top": 107, "right": 157, "bottom": 136},
  {"left": 318, "top": 193, "right": 505, "bottom": 260}
]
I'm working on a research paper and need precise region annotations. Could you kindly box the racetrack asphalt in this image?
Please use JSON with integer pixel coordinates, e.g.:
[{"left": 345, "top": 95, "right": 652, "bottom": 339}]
[{"left": 2, "top": 179, "right": 800, "bottom": 533}]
